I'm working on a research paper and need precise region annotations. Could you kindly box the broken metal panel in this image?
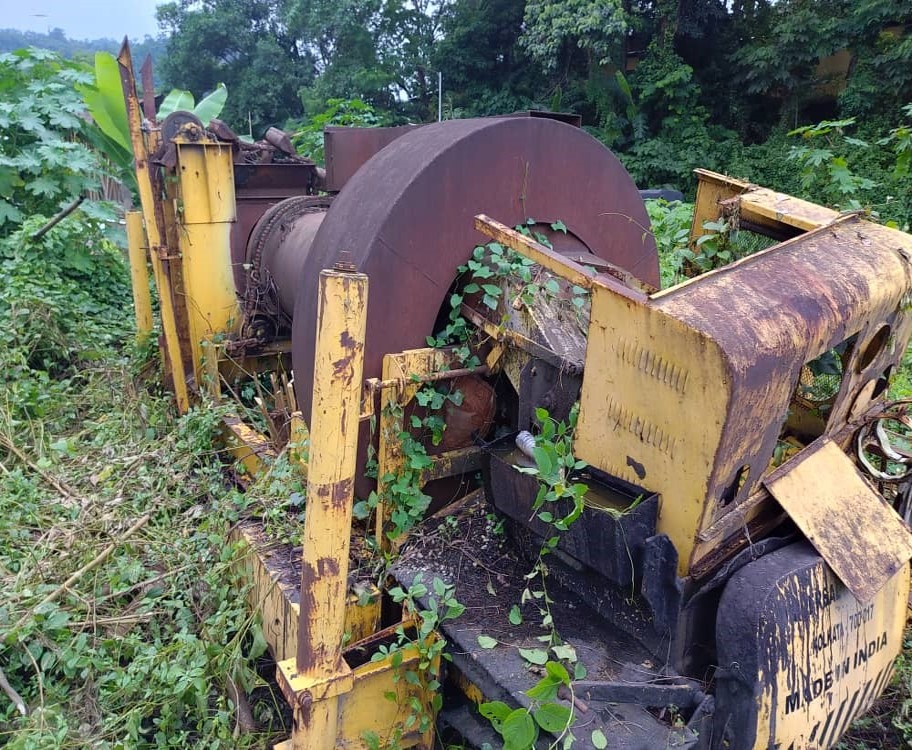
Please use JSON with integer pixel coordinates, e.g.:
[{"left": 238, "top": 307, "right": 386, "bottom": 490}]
[
  {"left": 764, "top": 438, "right": 912, "bottom": 603},
  {"left": 655, "top": 217, "right": 912, "bottom": 571}
]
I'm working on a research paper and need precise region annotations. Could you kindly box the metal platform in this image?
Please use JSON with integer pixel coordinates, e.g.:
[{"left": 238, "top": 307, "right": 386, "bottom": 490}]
[{"left": 392, "top": 492, "right": 708, "bottom": 749}]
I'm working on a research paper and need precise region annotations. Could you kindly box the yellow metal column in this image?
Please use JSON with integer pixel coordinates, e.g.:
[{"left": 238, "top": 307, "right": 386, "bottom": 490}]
[
  {"left": 174, "top": 140, "right": 240, "bottom": 378},
  {"left": 291, "top": 265, "right": 367, "bottom": 749},
  {"left": 117, "top": 44, "right": 190, "bottom": 411},
  {"left": 125, "top": 210, "right": 153, "bottom": 340}
]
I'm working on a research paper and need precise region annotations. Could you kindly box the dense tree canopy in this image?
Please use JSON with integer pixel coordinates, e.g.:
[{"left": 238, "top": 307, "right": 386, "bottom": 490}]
[
  {"left": 156, "top": 0, "right": 316, "bottom": 134},
  {"left": 149, "top": 0, "right": 912, "bottom": 142},
  {"left": 13, "top": 0, "right": 908, "bottom": 198}
]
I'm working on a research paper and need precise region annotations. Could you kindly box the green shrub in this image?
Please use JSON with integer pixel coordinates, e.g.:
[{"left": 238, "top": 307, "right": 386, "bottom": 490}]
[{"left": 0, "top": 214, "right": 131, "bottom": 419}]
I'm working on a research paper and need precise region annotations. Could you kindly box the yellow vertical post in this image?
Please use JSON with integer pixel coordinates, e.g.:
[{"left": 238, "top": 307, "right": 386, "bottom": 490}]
[
  {"left": 174, "top": 140, "right": 240, "bottom": 377},
  {"left": 116, "top": 43, "right": 190, "bottom": 412},
  {"left": 125, "top": 210, "right": 153, "bottom": 340},
  {"left": 292, "top": 265, "right": 368, "bottom": 749},
  {"left": 375, "top": 371, "right": 404, "bottom": 553}
]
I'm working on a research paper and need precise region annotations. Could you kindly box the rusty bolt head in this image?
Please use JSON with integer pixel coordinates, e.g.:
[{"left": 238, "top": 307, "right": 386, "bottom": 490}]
[{"left": 333, "top": 250, "right": 358, "bottom": 273}]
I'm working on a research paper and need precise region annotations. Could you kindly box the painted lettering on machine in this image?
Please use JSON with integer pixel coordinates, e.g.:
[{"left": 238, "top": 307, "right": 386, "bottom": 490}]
[{"left": 756, "top": 563, "right": 908, "bottom": 749}]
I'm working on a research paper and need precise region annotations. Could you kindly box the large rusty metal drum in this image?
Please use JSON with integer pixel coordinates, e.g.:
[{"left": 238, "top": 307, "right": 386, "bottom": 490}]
[
  {"left": 251, "top": 116, "right": 658, "bottom": 493},
  {"left": 291, "top": 118, "right": 656, "bottom": 413}
]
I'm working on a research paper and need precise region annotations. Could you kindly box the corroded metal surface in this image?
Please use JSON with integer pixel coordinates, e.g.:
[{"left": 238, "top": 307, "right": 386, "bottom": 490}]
[
  {"left": 715, "top": 543, "right": 909, "bottom": 749},
  {"left": 242, "top": 195, "right": 331, "bottom": 340},
  {"left": 292, "top": 117, "right": 659, "bottom": 477},
  {"left": 652, "top": 215, "right": 912, "bottom": 550},
  {"left": 764, "top": 438, "right": 912, "bottom": 604},
  {"left": 230, "top": 163, "right": 316, "bottom": 295},
  {"left": 323, "top": 124, "right": 422, "bottom": 192},
  {"left": 578, "top": 214, "right": 912, "bottom": 576},
  {"left": 435, "top": 375, "right": 495, "bottom": 452}
]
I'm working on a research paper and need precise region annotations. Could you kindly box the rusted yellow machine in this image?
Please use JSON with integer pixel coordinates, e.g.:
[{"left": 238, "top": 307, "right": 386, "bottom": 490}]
[{"left": 118, "top": 40, "right": 912, "bottom": 750}]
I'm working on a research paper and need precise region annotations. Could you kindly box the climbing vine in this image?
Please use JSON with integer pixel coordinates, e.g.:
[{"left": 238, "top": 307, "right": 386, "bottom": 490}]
[
  {"left": 477, "top": 405, "right": 599, "bottom": 749},
  {"left": 363, "top": 574, "right": 464, "bottom": 749}
]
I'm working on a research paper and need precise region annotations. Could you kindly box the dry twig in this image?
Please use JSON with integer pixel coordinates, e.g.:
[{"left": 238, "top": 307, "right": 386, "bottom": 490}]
[
  {"left": 10, "top": 513, "right": 151, "bottom": 635},
  {"left": 226, "top": 674, "right": 257, "bottom": 736}
]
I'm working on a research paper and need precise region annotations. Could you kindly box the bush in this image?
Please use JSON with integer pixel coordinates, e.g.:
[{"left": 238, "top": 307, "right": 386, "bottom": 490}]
[{"left": 0, "top": 213, "right": 131, "bottom": 418}]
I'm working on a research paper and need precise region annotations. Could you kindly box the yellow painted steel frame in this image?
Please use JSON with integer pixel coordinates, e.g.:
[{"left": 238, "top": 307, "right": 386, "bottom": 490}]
[
  {"left": 125, "top": 210, "right": 153, "bottom": 340},
  {"left": 264, "top": 268, "right": 442, "bottom": 749},
  {"left": 372, "top": 346, "right": 486, "bottom": 550},
  {"left": 274, "top": 622, "right": 441, "bottom": 750},
  {"left": 120, "top": 47, "right": 447, "bottom": 746},
  {"left": 232, "top": 519, "right": 380, "bottom": 663},
  {"left": 473, "top": 211, "right": 912, "bottom": 587},
  {"left": 689, "top": 168, "right": 840, "bottom": 242},
  {"left": 281, "top": 267, "right": 368, "bottom": 749},
  {"left": 121, "top": 49, "right": 240, "bottom": 407},
  {"left": 118, "top": 45, "right": 190, "bottom": 411},
  {"left": 170, "top": 135, "right": 240, "bottom": 373},
  {"left": 219, "top": 339, "right": 479, "bottom": 747}
]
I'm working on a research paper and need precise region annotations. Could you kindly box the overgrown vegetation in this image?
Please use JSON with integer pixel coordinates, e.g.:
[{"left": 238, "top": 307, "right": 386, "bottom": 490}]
[
  {"left": 0, "top": 49, "right": 283, "bottom": 748},
  {"left": 478, "top": 407, "right": 594, "bottom": 749},
  {"left": 0, "top": 206, "right": 284, "bottom": 742},
  {"left": 148, "top": 0, "right": 912, "bottom": 216},
  {"left": 3, "top": 4, "right": 912, "bottom": 744},
  {"left": 0, "top": 49, "right": 119, "bottom": 235}
]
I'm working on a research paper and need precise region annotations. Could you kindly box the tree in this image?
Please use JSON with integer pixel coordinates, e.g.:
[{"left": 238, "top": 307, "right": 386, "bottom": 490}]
[
  {"left": 727, "top": 0, "right": 849, "bottom": 128},
  {"left": 157, "top": 0, "right": 315, "bottom": 134},
  {"left": 287, "top": 0, "right": 454, "bottom": 121},
  {"left": 520, "top": 0, "right": 627, "bottom": 75},
  {"left": 0, "top": 49, "right": 113, "bottom": 235},
  {"left": 432, "top": 0, "right": 537, "bottom": 116},
  {"left": 379, "top": 0, "right": 451, "bottom": 120},
  {"left": 286, "top": 0, "right": 397, "bottom": 116},
  {"left": 838, "top": 0, "right": 912, "bottom": 119}
]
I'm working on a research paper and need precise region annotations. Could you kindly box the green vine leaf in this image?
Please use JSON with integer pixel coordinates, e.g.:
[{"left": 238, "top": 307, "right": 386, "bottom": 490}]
[
  {"left": 502, "top": 708, "right": 538, "bottom": 750},
  {"left": 533, "top": 701, "right": 572, "bottom": 732},
  {"left": 479, "top": 700, "right": 512, "bottom": 730},
  {"left": 519, "top": 647, "right": 549, "bottom": 665}
]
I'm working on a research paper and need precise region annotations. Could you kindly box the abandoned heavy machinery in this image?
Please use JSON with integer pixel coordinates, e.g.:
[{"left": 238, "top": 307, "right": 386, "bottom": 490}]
[{"left": 118, "top": 40, "right": 912, "bottom": 750}]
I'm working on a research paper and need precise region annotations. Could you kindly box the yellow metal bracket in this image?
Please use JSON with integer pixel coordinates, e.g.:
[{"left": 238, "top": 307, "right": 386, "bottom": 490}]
[
  {"left": 276, "top": 657, "right": 354, "bottom": 706},
  {"left": 690, "top": 169, "right": 841, "bottom": 243},
  {"left": 371, "top": 346, "right": 487, "bottom": 549}
]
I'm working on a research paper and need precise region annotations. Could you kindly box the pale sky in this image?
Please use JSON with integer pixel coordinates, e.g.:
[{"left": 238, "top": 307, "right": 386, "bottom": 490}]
[{"left": 1, "top": 0, "right": 163, "bottom": 41}]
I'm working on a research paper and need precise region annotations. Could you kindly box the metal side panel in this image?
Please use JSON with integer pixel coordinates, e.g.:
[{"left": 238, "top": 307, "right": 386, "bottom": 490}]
[{"left": 763, "top": 438, "right": 912, "bottom": 604}]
